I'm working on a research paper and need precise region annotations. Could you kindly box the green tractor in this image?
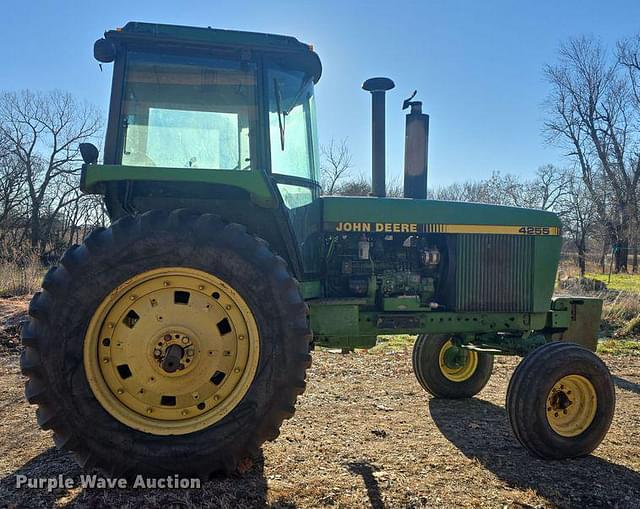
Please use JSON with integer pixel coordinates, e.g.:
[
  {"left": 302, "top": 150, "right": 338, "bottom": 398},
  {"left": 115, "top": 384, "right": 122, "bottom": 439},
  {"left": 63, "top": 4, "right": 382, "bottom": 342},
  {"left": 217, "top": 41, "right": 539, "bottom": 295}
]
[{"left": 21, "top": 22, "right": 615, "bottom": 477}]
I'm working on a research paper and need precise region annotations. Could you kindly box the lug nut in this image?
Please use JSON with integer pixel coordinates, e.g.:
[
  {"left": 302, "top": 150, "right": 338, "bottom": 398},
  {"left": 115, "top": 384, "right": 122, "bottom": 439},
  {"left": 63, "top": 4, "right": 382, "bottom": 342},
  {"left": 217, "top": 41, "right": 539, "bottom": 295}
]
[
  {"left": 154, "top": 349, "right": 162, "bottom": 357},
  {"left": 182, "top": 337, "right": 189, "bottom": 344},
  {"left": 164, "top": 334, "right": 172, "bottom": 341}
]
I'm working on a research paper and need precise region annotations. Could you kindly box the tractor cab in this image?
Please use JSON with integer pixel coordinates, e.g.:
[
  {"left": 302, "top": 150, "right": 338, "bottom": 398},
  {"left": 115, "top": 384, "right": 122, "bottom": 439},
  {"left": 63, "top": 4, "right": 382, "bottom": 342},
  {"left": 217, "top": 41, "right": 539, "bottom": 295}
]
[{"left": 88, "top": 22, "right": 323, "bottom": 277}]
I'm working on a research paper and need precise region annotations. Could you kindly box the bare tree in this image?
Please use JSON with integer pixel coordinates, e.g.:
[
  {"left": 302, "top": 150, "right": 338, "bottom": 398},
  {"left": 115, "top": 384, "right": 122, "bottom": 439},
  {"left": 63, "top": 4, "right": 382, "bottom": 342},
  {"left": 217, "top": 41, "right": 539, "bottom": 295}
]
[
  {"left": 557, "top": 169, "right": 598, "bottom": 276},
  {"left": 522, "top": 165, "right": 571, "bottom": 210},
  {"left": 544, "top": 36, "right": 640, "bottom": 272},
  {"left": 0, "top": 145, "right": 26, "bottom": 226},
  {"left": 334, "top": 174, "right": 370, "bottom": 196},
  {"left": 320, "top": 138, "right": 353, "bottom": 195},
  {"left": 429, "top": 167, "right": 569, "bottom": 210},
  {"left": 430, "top": 176, "right": 503, "bottom": 204},
  {"left": 618, "top": 35, "right": 640, "bottom": 106},
  {"left": 618, "top": 35, "right": 640, "bottom": 271},
  {"left": 0, "top": 90, "right": 102, "bottom": 254}
]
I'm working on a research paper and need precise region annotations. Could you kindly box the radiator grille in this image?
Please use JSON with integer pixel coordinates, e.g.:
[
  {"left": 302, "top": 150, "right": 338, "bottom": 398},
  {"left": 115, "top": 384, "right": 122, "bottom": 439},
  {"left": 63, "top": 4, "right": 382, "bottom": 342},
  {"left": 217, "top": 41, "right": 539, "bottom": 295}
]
[{"left": 455, "top": 234, "right": 534, "bottom": 312}]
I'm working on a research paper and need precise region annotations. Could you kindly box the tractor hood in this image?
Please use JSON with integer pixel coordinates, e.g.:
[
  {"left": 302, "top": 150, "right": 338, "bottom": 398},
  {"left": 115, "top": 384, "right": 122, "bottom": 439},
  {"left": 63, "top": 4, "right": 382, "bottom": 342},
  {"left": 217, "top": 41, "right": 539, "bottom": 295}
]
[{"left": 321, "top": 196, "right": 561, "bottom": 235}]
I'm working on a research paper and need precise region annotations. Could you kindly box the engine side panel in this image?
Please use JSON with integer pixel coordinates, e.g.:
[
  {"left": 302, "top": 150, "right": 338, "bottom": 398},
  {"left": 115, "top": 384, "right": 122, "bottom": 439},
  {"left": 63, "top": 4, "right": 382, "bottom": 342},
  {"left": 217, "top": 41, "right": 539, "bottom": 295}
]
[{"left": 320, "top": 196, "right": 562, "bottom": 315}]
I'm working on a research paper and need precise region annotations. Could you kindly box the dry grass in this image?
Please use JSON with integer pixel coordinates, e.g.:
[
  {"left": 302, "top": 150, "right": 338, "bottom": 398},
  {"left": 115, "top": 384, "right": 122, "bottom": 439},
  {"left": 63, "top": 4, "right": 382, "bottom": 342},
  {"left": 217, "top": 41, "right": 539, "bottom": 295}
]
[
  {"left": 0, "top": 256, "right": 42, "bottom": 298},
  {"left": 1, "top": 308, "right": 639, "bottom": 508},
  {"left": 0, "top": 296, "right": 30, "bottom": 355},
  {"left": 557, "top": 266, "right": 640, "bottom": 339}
]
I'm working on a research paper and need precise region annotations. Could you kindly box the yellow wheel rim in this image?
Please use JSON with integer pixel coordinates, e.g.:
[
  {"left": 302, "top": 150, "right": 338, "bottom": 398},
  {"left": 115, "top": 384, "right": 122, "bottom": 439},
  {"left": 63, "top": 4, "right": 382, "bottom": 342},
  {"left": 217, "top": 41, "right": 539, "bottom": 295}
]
[
  {"left": 83, "top": 267, "right": 260, "bottom": 435},
  {"left": 438, "top": 340, "right": 478, "bottom": 382},
  {"left": 546, "top": 374, "right": 597, "bottom": 437}
]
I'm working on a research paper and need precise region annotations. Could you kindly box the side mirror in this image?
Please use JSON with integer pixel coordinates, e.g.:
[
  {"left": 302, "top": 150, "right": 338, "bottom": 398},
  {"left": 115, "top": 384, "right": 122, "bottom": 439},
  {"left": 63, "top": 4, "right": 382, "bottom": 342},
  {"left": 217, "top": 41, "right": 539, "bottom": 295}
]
[
  {"left": 80, "top": 143, "right": 99, "bottom": 164},
  {"left": 94, "top": 38, "right": 116, "bottom": 63}
]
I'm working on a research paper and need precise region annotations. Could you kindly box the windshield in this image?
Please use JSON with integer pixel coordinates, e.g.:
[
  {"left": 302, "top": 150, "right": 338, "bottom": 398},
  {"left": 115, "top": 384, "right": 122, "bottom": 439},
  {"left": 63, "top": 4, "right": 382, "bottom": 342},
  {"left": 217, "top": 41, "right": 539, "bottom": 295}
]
[
  {"left": 268, "top": 67, "right": 318, "bottom": 180},
  {"left": 120, "top": 52, "right": 257, "bottom": 170}
]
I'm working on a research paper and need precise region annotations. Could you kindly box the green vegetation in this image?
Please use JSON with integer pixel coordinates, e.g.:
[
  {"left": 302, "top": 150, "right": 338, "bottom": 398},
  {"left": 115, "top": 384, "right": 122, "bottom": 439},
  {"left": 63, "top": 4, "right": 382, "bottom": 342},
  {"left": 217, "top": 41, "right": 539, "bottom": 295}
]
[
  {"left": 597, "top": 339, "right": 640, "bottom": 356},
  {"left": 586, "top": 272, "right": 640, "bottom": 293},
  {"left": 371, "top": 335, "right": 415, "bottom": 352}
]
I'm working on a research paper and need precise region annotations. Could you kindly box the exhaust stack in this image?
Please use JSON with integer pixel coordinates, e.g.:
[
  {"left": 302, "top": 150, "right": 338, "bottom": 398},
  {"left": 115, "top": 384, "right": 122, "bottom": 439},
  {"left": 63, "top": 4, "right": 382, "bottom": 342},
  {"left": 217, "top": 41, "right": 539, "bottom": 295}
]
[
  {"left": 403, "top": 92, "right": 429, "bottom": 199},
  {"left": 362, "top": 77, "right": 395, "bottom": 197}
]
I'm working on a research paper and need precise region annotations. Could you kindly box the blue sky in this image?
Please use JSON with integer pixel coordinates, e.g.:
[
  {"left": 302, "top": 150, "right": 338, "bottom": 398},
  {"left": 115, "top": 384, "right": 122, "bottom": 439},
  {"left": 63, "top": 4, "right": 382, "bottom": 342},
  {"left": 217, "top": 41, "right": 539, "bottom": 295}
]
[{"left": 2, "top": 0, "right": 639, "bottom": 187}]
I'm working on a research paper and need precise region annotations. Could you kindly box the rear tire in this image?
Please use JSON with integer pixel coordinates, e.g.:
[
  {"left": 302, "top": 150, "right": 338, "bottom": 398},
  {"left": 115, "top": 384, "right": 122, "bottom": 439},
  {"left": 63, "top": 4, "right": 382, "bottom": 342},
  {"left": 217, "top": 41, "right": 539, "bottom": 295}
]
[
  {"left": 506, "top": 341, "right": 615, "bottom": 459},
  {"left": 412, "top": 334, "right": 493, "bottom": 398},
  {"left": 21, "top": 209, "right": 311, "bottom": 477}
]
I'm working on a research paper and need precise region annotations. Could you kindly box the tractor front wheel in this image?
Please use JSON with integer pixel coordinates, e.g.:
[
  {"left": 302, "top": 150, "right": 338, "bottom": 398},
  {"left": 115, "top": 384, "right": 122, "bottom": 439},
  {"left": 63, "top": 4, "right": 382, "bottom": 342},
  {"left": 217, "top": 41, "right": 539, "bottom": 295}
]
[
  {"left": 506, "top": 341, "right": 615, "bottom": 459},
  {"left": 20, "top": 209, "right": 311, "bottom": 477},
  {"left": 412, "top": 334, "right": 494, "bottom": 398}
]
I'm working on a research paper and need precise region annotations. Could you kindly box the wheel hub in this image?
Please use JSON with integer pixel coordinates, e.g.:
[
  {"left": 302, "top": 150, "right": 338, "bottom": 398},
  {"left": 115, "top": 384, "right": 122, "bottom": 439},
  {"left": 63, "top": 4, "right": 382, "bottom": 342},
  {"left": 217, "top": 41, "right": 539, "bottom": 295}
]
[
  {"left": 151, "top": 330, "right": 197, "bottom": 375},
  {"left": 84, "top": 267, "right": 260, "bottom": 435},
  {"left": 546, "top": 374, "right": 597, "bottom": 437},
  {"left": 438, "top": 339, "right": 478, "bottom": 382}
]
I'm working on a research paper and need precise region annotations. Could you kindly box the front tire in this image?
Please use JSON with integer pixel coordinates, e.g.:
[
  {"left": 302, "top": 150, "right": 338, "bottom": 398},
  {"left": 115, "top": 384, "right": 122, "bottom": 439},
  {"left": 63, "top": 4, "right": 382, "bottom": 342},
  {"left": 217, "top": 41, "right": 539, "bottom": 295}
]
[
  {"left": 506, "top": 341, "right": 615, "bottom": 459},
  {"left": 412, "top": 334, "right": 494, "bottom": 398},
  {"left": 21, "top": 209, "right": 311, "bottom": 477}
]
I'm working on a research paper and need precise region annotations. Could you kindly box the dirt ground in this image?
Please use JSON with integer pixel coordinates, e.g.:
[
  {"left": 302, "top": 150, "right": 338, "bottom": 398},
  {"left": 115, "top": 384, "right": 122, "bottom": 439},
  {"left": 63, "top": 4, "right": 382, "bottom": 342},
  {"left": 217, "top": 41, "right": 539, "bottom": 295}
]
[{"left": 1, "top": 298, "right": 639, "bottom": 508}]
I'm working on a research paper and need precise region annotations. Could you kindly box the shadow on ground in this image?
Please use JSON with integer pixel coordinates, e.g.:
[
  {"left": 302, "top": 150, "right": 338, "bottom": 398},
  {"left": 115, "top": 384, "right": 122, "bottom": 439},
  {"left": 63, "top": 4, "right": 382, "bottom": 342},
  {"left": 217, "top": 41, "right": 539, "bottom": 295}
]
[
  {"left": 346, "top": 462, "right": 384, "bottom": 509},
  {"left": 429, "top": 398, "right": 640, "bottom": 509},
  {"left": 0, "top": 448, "right": 280, "bottom": 509},
  {"left": 613, "top": 375, "right": 640, "bottom": 395}
]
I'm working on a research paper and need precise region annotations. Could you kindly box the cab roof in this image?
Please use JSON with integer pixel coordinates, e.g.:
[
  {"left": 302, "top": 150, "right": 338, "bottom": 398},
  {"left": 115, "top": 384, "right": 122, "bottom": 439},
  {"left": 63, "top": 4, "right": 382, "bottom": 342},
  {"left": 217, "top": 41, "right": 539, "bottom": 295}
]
[{"left": 98, "top": 21, "right": 322, "bottom": 82}]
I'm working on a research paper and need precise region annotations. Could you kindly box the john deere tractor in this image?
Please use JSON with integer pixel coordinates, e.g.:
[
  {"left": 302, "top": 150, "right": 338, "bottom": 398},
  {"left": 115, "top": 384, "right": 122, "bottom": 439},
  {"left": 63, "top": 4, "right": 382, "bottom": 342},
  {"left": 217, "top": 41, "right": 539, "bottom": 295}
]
[{"left": 21, "top": 22, "right": 615, "bottom": 477}]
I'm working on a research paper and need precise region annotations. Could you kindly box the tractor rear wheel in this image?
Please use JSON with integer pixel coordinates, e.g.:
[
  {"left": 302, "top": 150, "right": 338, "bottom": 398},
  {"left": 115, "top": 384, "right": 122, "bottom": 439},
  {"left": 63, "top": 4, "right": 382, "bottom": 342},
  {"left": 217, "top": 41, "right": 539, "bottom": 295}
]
[
  {"left": 412, "top": 334, "right": 493, "bottom": 398},
  {"left": 20, "top": 209, "right": 311, "bottom": 477},
  {"left": 506, "top": 341, "right": 615, "bottom": 459}
]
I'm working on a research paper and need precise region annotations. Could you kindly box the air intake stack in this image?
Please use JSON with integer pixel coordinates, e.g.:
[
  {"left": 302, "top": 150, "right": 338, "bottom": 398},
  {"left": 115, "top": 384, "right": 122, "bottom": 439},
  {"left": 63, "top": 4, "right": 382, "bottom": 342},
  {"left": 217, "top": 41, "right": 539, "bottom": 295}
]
[
  {"left": 362, "top": 77, "right": 395, "bottom": 197},
  {"left": 402, "top": 92, "right": 429, "bottom": 199}
]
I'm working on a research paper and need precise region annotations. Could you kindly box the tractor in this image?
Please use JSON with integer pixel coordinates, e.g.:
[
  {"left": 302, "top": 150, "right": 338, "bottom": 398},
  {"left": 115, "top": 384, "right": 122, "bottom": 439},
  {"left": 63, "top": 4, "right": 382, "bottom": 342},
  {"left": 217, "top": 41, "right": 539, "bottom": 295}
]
[{"left": 21, "top": 22, "right": 615, "bottom": 477}]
